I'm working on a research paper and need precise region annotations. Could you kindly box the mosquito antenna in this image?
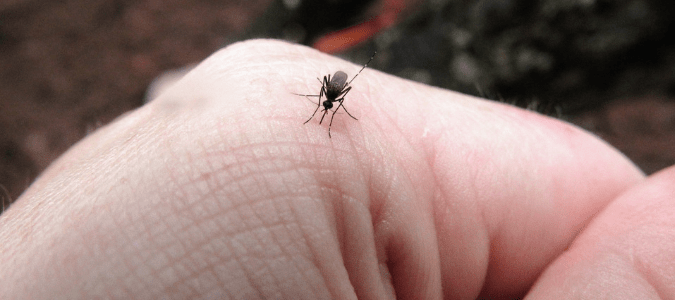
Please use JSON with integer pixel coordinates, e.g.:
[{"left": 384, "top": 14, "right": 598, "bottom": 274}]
[{"left": 346, "top": 51, "right": 376, "bottom": 86}]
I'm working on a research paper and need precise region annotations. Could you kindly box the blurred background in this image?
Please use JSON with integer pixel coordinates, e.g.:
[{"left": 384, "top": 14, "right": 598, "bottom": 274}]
[{"left": 1, "top": 0, "right": 674, "bottom": 207}]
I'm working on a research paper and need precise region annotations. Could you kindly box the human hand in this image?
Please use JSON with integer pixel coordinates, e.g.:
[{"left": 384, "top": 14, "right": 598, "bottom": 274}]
[{"left": 1, "top": 40, "right": 661, "bottom": 299}]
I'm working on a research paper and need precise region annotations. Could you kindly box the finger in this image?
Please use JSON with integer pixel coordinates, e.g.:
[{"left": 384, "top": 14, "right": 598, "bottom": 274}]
[
  {"left": 426, "top": 101, "right": 645, "bottom": 299},
  {"left": 526, "top": 165, "right": 675, "bottom": 299}
]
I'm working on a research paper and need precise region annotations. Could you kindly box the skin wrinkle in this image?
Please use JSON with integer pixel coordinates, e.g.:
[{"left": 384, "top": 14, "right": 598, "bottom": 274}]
[
  {"left": 422, "top": 104, "right": 494, "bottom": 298},
  {"left": 162, "top": 159, "right": 217, "bottom": 298},
  {"left": 246, "top": 191, "right": 294, "bottom": 296},
  {"left": 287, "top": 197, "right": 339, "bottom": 298},
  {"left": 239, "top": 225, "right": 286, "bottom": 299},
  {"left": 633, "top": 252, "right": 668, "bottom": 299},
  {"left": 297, "top": 191, "right": 351, "bottom": 298},
  {"left": 301, "top": 162, "right": 351, "bottom": 291},
  {"left": 305, "top": 164, "right": 373, "bottom": 298},
  {"left": 166, "top": 110, "right": 347, "bottom": 298},
  {"left": 610, "top": 185, "right": 675, "bottom": 297},
  {"left": 6, "top": 123, "right": 148, "bottom": 296},
  {"left": 223, "top": 173, "right": 279, "bottom": 298},
  {"left": 590, "top": 252, "right": 659, "bottom": 298},
  {"left": 63, "top": 199, "right": 127, "bottom": 297},
  {"left": 368, "top": 92, "right": 403, "bottom": 144},
  {"left": 109, "top": 195, "right": 146, "bottom": 298},
  {"left": 238, "top": 154, "right": 279, "bottom": 272},
  {"left": 417, "top": 127, "right": 456, "bottom": 298},
  {"left": 353, "top": 83, "right": 442, "bottom": 298},
  {"left": 202, "top": 246, "right": 236, "bottom": 299},
  {"left": 352, "top": 170, "right": 391, "bottom": 294},
  {"left": 145, "top": 129, "right": 269, "bottom": 297},
  {"left": 161, "top": 194, "right": 229, "bottom": 297},
  {"left": 203, "top": 164, "right": 296, "bottom": 212},
  {"left": 296, "top": 114, "right": 386, "bottom": 299},
  {"left": 330, "top": 185, "right": 348, "bottom": 282},
  {"left": 96, "top": 65, "right": 344, "bottom": 296},
  {"left": 75, "top": 216, "right": 111, "bottom": 298},
  {"left": 257, "top": 200, "right": 319, "bottom": 296},
  {"left": 422, "top": 128, "right": 481, "bottom": 298},
  {"left": 341, "top": 194, "right": 389, "bottom": 299},
  {"left": 362, "top": 144, "right": 392, "bottom": 237},
  {"left": 482, "top": 149, "right": 537, "bottom": 294},
  {"left": 225, "top": 227, "right": 266, "bottom": 299},
  {"left": 244, "top": 195, "right": 294, "bottom": 296},
  {"left": 269, "top": 192, "right": 336, "bottom": 298},
  {"left": 195, "top": 214, "right": 244, "bottom": 298},
  {"left": 272, "top": 217, "right": 322, "bottom": 297},
  {"left": 149, "top": 206, "right": 192, "bottom": 296},
  {"left": 128, "top": 241, "right": 156, "bottom": 296},
  {"left": 181, "top": 228, "right": 221, "bottom": 292}
]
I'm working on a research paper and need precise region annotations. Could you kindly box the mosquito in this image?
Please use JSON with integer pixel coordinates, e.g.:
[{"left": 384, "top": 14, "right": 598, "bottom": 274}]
[{"left": 294, "top": 51, "right": 376, "bottom": 138}]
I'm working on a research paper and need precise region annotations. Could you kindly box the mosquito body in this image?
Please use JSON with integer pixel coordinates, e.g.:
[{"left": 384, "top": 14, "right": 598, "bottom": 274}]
[{"left": 294, "top": 52, "right": 376, "bottom": 138}]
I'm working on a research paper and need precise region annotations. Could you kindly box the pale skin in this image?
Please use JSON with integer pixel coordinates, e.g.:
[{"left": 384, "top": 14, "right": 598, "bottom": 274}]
[{"left": 0, "top": 40, "right": 673, "bottom": 299}]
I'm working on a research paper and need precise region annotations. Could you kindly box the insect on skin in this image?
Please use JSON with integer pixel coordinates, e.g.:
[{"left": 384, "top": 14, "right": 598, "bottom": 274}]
[{"left": 294, "top": 51, "right": 376, "bottom": 138}]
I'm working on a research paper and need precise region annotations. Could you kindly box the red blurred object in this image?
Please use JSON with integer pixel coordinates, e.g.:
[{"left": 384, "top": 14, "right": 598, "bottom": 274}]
[{"left": 312, "top": 0, "right": 413, "bottom": 53}]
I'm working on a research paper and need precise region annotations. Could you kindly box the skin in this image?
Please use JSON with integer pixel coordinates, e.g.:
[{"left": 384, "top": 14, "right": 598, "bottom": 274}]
[{"left": 0, "top": 39, "right": 671, "bottom": 299}]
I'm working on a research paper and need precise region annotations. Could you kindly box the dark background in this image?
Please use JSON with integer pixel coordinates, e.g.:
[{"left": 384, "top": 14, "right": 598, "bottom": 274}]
[{"left": 1, "top": 0, "right": 674, "bottom": 207}]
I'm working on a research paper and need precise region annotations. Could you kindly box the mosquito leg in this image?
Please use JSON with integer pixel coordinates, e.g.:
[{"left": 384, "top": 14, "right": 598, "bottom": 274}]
[
  {"left": 302, "top": 78, "right": 328, "bottom": 124},
  {"left": 293, "top": 75, "right": 329, "bottom": 97},
  {"left": 292, "top": 93, "right": 320, "bottom": 97},
  {"left": 320, "top": 84, "right": 326, "bottom": 100},
  {"left": 304, "top": 101, "right": 321, "bottom": 124},
  {"left": 336, "top": 98, "right": 358, "bottom": 120},
  {"left": 301, "top": 96, "right": 318, "bottom": 105},
  {"left": 334, "top": 86, "right": 357, "bottom": 120},
  {"left": 328, "top": 106, "right": 341, "bottom": 138},
  {"left": 319, "top": 109, "right": 329, "bottom": 125},
  {"left": 340, "top": 86, "right": 352, "bottom": 98}
]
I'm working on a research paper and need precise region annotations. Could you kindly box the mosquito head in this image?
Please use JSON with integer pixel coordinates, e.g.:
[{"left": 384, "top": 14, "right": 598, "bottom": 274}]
[{"left": 323, "top": 99, "right": 334, "bottom": 110}]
